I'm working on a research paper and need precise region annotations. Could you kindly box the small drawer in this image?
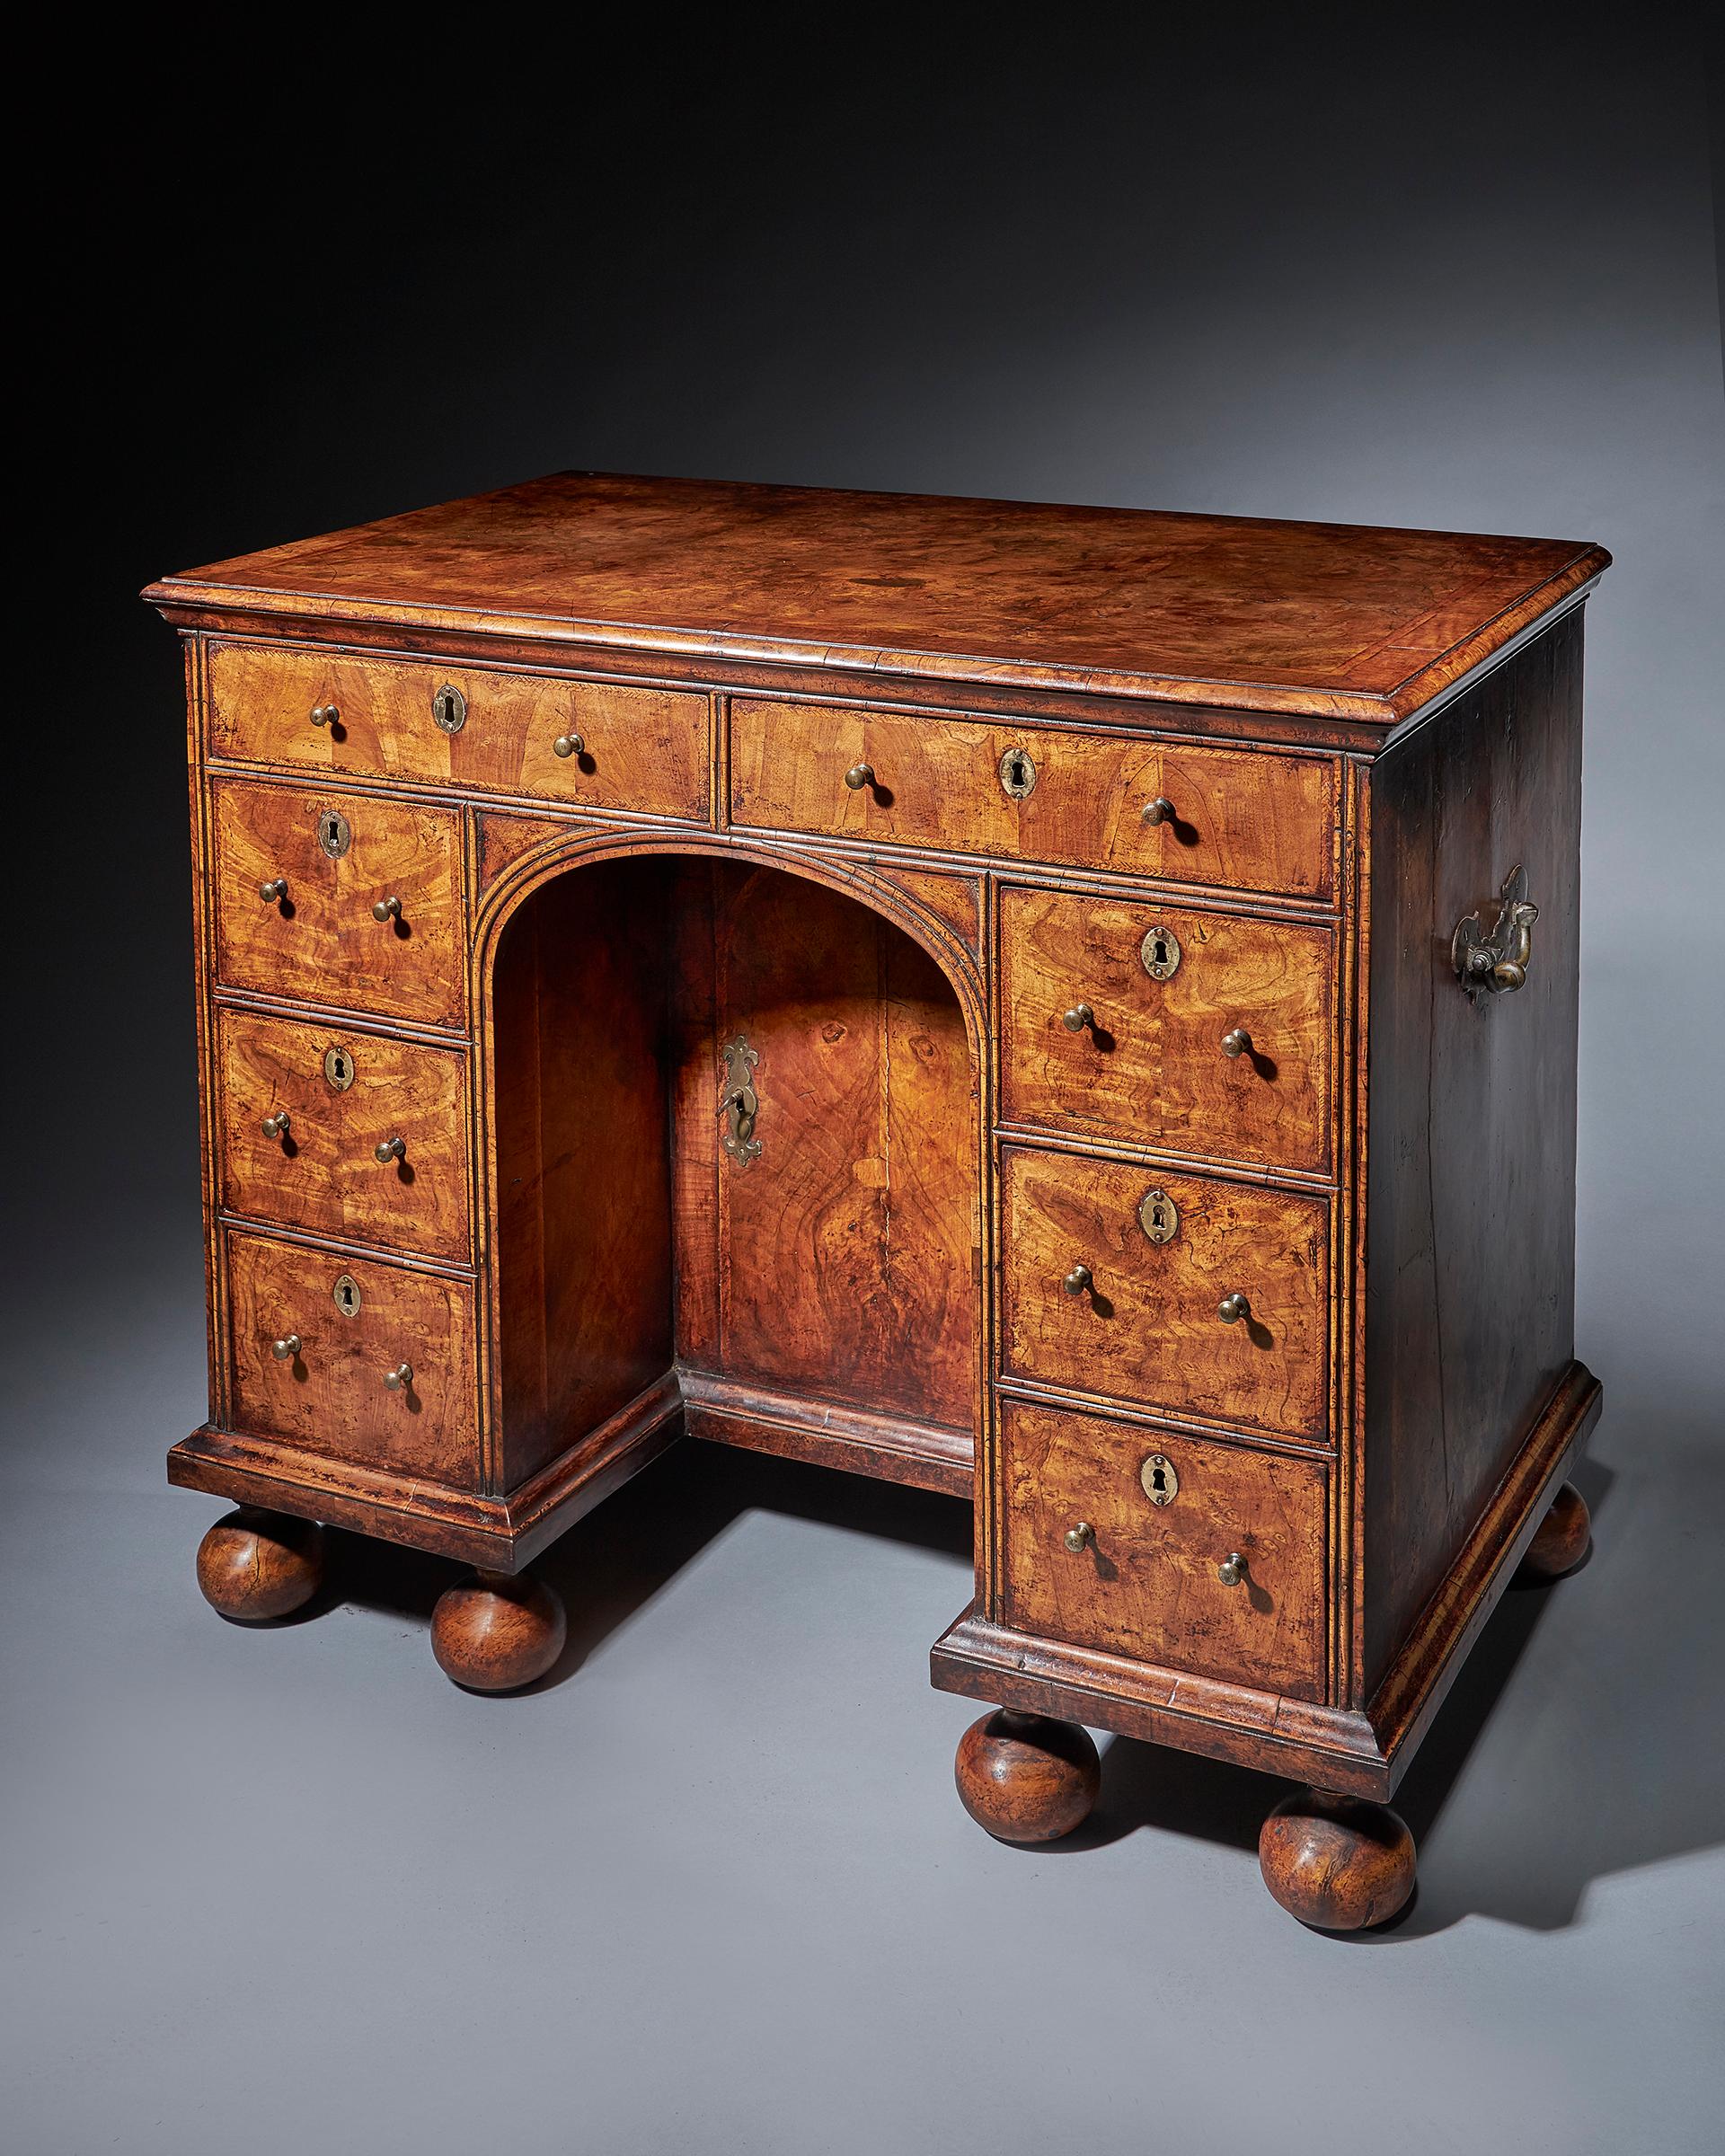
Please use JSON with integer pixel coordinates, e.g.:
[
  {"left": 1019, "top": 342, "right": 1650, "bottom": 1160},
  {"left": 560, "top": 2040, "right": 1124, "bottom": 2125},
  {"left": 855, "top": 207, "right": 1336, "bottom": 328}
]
[
  {"left": 217, "top": 1008, "right": 470, "bottom": 1261},
  {"left": 208, "top": 641, "right": 712, "bottom": 820},
  {"left": 730, "top": 699, "right": 1336, "bottom": 898},
  {"left": 999, "top": 887, "right": 1333, "bottom": 1175},
  {"left": 211, "top": 780, "right": 464, "bottom": 1027},
  {"left": 1001, "top": 1147, "right": 1328, "bottom": 1444},
  {"left": 1001, "top": 1400, "right": 1327, "bottom": 1701},
  {"left": 226, "top": 1230, "right": 478, "bottom": 1489}
]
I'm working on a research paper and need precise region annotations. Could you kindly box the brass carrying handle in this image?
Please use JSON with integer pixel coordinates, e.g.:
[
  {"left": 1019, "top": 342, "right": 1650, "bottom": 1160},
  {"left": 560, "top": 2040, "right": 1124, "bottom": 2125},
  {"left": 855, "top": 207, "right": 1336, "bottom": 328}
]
[
  {"left": 375, "top": 1135, "right": 406, "bottom": 1164},
  {"left": 1221, "top": 1028, "right": 1252, "bottom": 1059},
  {"left": 844, "top": 763, "right": 876, "bottom": 791},
  {"left": 259, "top": 877, "right": 288, "bottom": 905},
  {"left": 383, "top": 1362, "right": 414, "bottom": 1392},
  {"left": 270, "top": 1333, "right": 301, "bottom": 1361},
  {"left": 1062, "top": 1003, "right": 1095, "bottom": 1034},
  {"left": 309, "top": 703, "right": 339, "bottom": 729},
  {"left": 1064, "top": 1522, "right": 1094, "bottom": 1554},
  {"left": 372, "top": 896, "right": 402, "bottom": 923},
  {"left": 1217, "top": 1292, "right": 1252, "bottom": 1325},
  {"left": 1453, "top": 865, "right": 1539, "bottom": 995},
  {"left": 1063, "top": 1263, "right": 1094, "bottom": 1297},
  {"left": 553, "top": 731, "right": 586, "bottom": 760},
  {"left": 1140, "top": 796, "right": 1176, "bottom": 826},
  {"left": 261, "top": 1111, "right": 292, "bottom": 1141},
  {"left": 1217, "top": 1551, "right": 1247, "bottom": 1587}
]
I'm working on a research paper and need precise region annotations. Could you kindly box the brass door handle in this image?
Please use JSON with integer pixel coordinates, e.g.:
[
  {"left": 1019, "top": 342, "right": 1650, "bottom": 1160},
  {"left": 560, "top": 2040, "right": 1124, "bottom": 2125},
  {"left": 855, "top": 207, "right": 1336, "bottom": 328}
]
[
  {"left": 1140, "top": 795, "right": 1176, "bottom": 826},
  {"left": 844, "top": 763, "right": 876, "bottom": 791},
  {"left": 1217, "top": 1551, "right": 1247, "bottom": 1587},
  {"left": 1063, "top": 1263, "right": 1094, "bottom": 1297},
  {"left": 259, "top": 877, "right": 288, "bottom": 905},
  {"left": 1217, "top": 1292, "right": 1252, "bottom": 1324},
  {"left": 1221, "top": 1028, "right": 1252, "bottom": 1058},
  {"left": 270, "top": 1333, "right": 301, "bottom": 1361},
  {"left": 309, "top": 703, "right": 339, "bottom": 729},
  {"left": 372, "top": 896, "right": 402, "bottom": 923},
  {"left": 383, "top": 1361, "right": 414, "bottom": 1392},
  {"left": 553, "top": 731, "right": 585, "bottom": 759},
  {"left": 1064, "top": 1522, "right": 1094, "bottom": 1553},
  {"left": 1062, "top": 1003, "right": 1095, "bottom": 1034},
  {"left": 261, "top": 1111, "right": 292, "bottom": 1141},
  {"left": 375, "top": 1135, "right": 406, "bottom": 1164}
]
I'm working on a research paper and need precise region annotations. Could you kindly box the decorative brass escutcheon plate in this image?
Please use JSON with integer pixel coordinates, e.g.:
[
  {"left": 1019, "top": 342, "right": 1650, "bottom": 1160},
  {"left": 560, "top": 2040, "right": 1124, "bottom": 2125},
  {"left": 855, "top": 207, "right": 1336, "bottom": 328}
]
[
  {"left": 317, "top": 808, "right": 351, "bottom": 859},
  {"left": 1140, "top": 923, "right": 1181, "bottom": 979},
  {"left": 997, "top": 745, "right": 1037, "bottom": 800},
  {"left": 1140, "top": 1453, "right": 1179, "bottom": 1507},
  {"left": 323, "top": 1043, "right": 356, "bottom": 1091},
  {"left": 719, "top": 1035, "right": 762, "bottom": 1166},
  {"left": 332, "top": 1272, "right": 362, "bottom": 1319},
  {"left": 1137, "top": 1188, "right": 1180, "bottom": 1243},
  {"left": 431, "top": 684, "right": 467, "bottom": 734}
]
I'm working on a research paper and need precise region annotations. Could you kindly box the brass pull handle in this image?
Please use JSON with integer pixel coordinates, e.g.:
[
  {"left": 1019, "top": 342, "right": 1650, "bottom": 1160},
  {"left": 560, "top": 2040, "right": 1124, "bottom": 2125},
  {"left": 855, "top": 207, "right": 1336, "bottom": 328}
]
[
  {"left": 844, "top": 763, "right": 876, "bottom": 791},
  {"left": 1453, "top": 864, "right": 1539, "bottom": 995},
  {"left": 1221, "top": 1028, "right": 1253, "bottom": 1058},
  {"left": 261, "top": 1111, "right": 292, "bottom": 1141},
  {"left": 372, "top": 896, "right": 402, "bottom": 923},
  {"left": 1063, "top": 1263, "right": 1094, "bottom": 1297},
  {"left": 270, "top": 1333, "right": 301, "bottom": 1361},
  {"left": 553, "top": 731, "right": 586, "bottom": 760},
  {"left": 1217, "top": 1551, "right": 1247, "bottom": 1587},
  {"left": 1218, "top": 1292, "right": 1252, "bottom": 1325},
  {"left": 375, "top": 1135, "right": 406, "bottom": 1164},
  {"left": 259, "top": 877, "right": 288, "bottom": 905},
  {"left": 383, "top": 1361, "right": 414, "bottom": 1392},
  {"left": 309, "top": 702, "right": 339, "bottom": 729},
  {"left": 1140, "top": 796, "right": 1176, "bottom": 826},
  {"left": 1063, "top": 1522, "right": 1094, "bottom": 1553},
  {"left": 1062, "top": 1003, "right": 1095, "bottom": 1034}
]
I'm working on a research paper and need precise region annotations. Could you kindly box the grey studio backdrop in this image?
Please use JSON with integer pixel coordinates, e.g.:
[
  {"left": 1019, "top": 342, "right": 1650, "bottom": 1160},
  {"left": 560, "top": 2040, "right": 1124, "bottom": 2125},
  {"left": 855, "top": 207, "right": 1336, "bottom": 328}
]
[{"left": 5, "top": 25, "right": 1722, "bottom": 2156}]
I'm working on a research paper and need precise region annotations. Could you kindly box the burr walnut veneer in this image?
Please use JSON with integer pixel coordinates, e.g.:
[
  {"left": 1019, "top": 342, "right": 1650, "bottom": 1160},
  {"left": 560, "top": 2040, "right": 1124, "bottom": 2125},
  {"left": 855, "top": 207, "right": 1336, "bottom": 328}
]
[{"left": 147, "top": 472, "right": 1608, "bottom": 1928}]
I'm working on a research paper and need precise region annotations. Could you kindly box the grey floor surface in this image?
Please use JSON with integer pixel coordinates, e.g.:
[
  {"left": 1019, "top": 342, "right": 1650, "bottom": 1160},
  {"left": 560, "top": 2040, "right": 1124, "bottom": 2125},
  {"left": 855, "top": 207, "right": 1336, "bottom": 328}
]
[{"left": 4, "top": 1234, "right": 1722, "bottom": 2156}]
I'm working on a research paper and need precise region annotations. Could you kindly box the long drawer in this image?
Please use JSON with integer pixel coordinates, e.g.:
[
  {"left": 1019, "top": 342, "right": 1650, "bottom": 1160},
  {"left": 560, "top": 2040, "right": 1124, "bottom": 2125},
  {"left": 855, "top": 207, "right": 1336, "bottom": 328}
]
[
  {"left": 1001, "top": 1146, "right": 1329, "bottom": 1444},
  {"left": 208, "top": 641, "right": 712, "bottom": 820},
  {"left": 211, "top": 780, "right": 464, "bottom": 1027},
  {"left": 999, "top": 886, "right": 1334, "bottom": 1175},
  {"left": 225, "top": 1230, "right": 478, "bottom": 1489},
  {"left": 730, "top": 698, "right": 1337, "bottom": 899},
  {"left": 1000, "top": 1400, "right": 1327, "bottom": 1701},
  {"left": 216, "top": 1008, "right": 470, "bottom": 1261}
]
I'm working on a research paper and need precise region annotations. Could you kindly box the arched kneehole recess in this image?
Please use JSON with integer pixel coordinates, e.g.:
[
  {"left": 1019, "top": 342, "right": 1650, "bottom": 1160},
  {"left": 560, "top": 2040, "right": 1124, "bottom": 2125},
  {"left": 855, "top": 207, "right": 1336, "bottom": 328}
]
[{"left": 485, "top": 851, "right": 982, "bottom": 1499}]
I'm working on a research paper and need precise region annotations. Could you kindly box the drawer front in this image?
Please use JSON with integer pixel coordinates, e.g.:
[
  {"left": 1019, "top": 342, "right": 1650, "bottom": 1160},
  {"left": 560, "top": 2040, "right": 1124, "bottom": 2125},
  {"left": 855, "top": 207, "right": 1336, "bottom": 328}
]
[
  {"left": 1001, "top": 1401, "right": 1327, "bottom": 1701},
  {"left": 1001, "top": 1148, "right": 1328, "bottom": 1443},
  {"left": 217, "top": 1009, "right": 470, "bottom": 1261},
  {"left": 208, "top": 641, "right": 712, "bottom": 819},
  {"left": 226, "top": 1231, "right": 478, "bottom": 1489},
  {"left": 999, "top": 888, "right": 1333, "bottom": 1174},
  {"left": 211, "top": 780, "right": 464, "bottom": 1027},
  {"left": 730, "top": 698, "right": 1336, "bottom": 898}
]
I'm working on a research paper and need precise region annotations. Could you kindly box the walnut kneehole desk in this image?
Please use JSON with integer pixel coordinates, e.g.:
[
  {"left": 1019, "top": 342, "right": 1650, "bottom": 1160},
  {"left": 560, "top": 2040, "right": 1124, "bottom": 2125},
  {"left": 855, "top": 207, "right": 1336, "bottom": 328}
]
[{"left": 146, "top": 473, "right": 1607, "bottom": 1929}]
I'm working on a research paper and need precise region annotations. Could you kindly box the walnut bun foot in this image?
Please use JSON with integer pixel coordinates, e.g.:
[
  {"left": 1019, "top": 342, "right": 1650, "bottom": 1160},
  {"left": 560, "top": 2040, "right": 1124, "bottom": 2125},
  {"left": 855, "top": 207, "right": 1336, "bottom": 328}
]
[
  {"left": 430, "top": 1570, "right": 567, "bottom": 1692},
  {"left": 1258, "top": 1789, "right": 1417, "bottom": 1931},
  {"left": 954, "top": 1709, "right": 1101, "bottom": 1842},
  {"left": 1517, "top": 1480, "right": 1591, "bottom": 1582},
  {"left": 196, "top": 1507, "right": 325, "bottom": 1621}
]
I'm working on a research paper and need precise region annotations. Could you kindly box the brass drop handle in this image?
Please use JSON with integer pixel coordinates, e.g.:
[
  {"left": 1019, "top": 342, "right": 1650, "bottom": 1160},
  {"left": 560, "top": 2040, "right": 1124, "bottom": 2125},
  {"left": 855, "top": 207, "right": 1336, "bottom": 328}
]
[
  {"left": 1140, "top": 796, "right": 1176, "bottom": 826},
  {"left": 1062, "top": 1003, "right": 1095, "bottom": 1034},
  {"left": 270, "top": 1333, "right": 301, "bottom": 1361},
  {"left": 1064, "top": 1522, "right": 1094, "bottom": 1553},
  {"left": 1217, "top": 1551, "right": 1247, "bottom": 1587},
  {"left": 372, "top": 896, "right": 402, "bottom": 923},
  {"left": 261, "top": 1110, "right": 292, "bottom": 1141},
  {"left": 383, "top": 1361, "right": 414, "bottom": 1392},
  {"left": 1221, "top": 1028, "right": 1253, "bottom": 1059},
  {"left": 844, "top": 763, "right": 876, "bottom": 791},
  {"left": 1218, "top": 1292, "right": 1252, "bottom": 1325},
  {"left": 1453, "top": 866, "right": 1538, "bottom": 996},
  {"left": 309, "top": 702, "right": 339, "bottom": 729},
  {"left": 259, "top": 877, "right": 288, "bottom": 905},
  {"left": 1063, "top": 1263, "right": 1094, "bottom": 1297},
  {"left": 375, "top": 1135, "right": 406, "bottom": 1164},
  {"left": 553, "top": 731, "right": 586, "bottom": 760}
]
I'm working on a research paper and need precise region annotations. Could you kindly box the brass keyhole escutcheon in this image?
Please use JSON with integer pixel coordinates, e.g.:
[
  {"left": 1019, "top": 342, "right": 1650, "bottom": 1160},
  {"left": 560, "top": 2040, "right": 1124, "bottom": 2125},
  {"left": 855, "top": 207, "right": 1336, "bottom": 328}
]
[
  {"left": 1140, "top": 1453, "right": 1179, "bottom": 1507},
  {"left": 332, "top": 1272, "right": 362, "bottom": 1319},
  {"left": 1137, "top": 1188, "right": 1179, "bottom": 1244},
  {"left": 431, "top": 684, "right": 467, "bottom": 734},
  {"left": 317, "top": 808, "right": 351, "bottom": 860},
  {"left": 1140, "top": 924, "right": 1181, "bottom": 980},
  {"left": 323, "top": 1044, "right": 356, "bottom": 1092},
  {"left": 998, "top": 745, "right": 1037, "bottom": 800}
]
